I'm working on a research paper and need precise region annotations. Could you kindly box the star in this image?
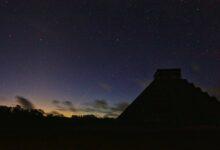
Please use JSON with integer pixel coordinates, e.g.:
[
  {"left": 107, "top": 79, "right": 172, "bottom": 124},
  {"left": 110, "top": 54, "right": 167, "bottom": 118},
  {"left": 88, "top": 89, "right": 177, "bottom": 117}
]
[
  {"left": 115, "top": 37, "right": 120, "bottom": 43},
  {"left": 196, "top": 7, "right": 201, "bottom": 12},
  {"left": 8, "top": 34, "right": 13, "bottom": 38}
]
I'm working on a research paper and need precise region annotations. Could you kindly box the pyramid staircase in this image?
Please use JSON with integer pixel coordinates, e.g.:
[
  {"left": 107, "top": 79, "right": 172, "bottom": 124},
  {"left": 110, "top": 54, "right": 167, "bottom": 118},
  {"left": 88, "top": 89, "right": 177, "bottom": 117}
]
[{"left": 118, "top": 69, "right": 220, "bottom": 126}]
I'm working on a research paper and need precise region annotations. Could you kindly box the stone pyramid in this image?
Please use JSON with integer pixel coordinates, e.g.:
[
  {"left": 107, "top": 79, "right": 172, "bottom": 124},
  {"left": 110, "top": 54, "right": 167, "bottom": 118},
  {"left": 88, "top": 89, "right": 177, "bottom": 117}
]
[{"left": 118, "top": 69, "right": 220, "bottom": 126}]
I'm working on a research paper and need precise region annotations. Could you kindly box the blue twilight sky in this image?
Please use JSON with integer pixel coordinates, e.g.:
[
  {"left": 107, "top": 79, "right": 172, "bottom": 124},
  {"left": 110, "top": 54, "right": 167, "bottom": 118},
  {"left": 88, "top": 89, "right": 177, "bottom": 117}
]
[{"left": 0, "top": 0, "right": 220, "bottom": 117}]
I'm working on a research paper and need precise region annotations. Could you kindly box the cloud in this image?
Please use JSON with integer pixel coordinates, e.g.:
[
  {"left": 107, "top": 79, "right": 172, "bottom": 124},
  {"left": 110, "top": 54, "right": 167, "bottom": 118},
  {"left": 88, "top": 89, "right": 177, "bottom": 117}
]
[
  {"left": 103, "top": 102, "right": 129, "bottom": 118},
  {"left": 56, "top": 105, "right": 68, "bottom": 111},
  {"left": 82, "top": 99, "right": 109, "bottom": 113},
  {"left": 48, "top": 111, "right": 64, "bottom": 117},
  {"left": 52, "top": 100, "right": 60, "bottom": 105},
  {"left": 103, "top": 112, "right": 119, "bottom": 118},
  {"left": 16, "top": 96, "right": 34, "bottom": 110},
  {"left": 111, "top": 102, "right": 129, "bottom": 112},
  {"left": 63, "top": 101, "right": 72, "bottom": 106},
  {"left": 99, "top": 83, "right": 112, "bottom": 92},
  {"left": 93, "top": 99, "right": 108, "bottom": 109},
  {"left": 51, "top": 99, "right": 130, "bottom": 118},
  {"left": 82, "top": 99, "right": 130, "bottom": 118},
  {"left": 63, "top": 101, "right": 76, "bottom": 112},
  {"left": 69, "top": 107, "right": 76, "bottom": 112},
  {"left": 51, "top": 100, "right": 76, "bottom": 112},
  {"left": 135, "top": 79, "right": 150, "bottom": 89}
]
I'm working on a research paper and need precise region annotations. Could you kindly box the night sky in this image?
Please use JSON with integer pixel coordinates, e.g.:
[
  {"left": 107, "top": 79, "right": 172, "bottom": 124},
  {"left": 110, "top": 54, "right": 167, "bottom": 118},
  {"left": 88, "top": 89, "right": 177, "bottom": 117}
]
[{"left": 0, "top": 0, "right": 220, "bottom": 117}]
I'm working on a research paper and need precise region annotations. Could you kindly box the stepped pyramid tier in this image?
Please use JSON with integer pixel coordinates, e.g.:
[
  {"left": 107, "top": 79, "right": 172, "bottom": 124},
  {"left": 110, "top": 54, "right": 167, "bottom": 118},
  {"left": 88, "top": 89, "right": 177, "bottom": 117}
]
[
  {"left": 118, "top": 69, "right": 220, "bottom": 126},
  {"left": 154, "top": 68, "right": 182, "bottom": 80}
]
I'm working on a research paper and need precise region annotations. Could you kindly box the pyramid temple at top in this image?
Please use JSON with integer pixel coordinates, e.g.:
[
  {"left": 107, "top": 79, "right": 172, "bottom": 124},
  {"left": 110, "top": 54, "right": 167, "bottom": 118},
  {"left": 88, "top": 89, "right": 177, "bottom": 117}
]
[{"left": 118, "top": 69, "right": 220, "bottom": 126}]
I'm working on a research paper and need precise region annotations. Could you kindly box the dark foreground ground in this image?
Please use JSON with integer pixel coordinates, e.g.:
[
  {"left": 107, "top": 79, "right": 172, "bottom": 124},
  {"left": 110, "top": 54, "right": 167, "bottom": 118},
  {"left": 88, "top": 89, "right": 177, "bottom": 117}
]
[
  {"left": 1, "top": 106, "right": 220, "bottom": 149},
  {"left": 1, "top": 128, "right": 220, "bottom": 150}
]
